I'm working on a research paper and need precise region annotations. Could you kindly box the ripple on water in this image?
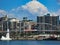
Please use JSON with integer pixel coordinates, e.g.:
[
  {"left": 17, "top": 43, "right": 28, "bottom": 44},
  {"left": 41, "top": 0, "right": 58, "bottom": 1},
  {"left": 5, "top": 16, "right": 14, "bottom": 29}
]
[{"left": 0, "top": 40, "right": 60, "bottom": 45}]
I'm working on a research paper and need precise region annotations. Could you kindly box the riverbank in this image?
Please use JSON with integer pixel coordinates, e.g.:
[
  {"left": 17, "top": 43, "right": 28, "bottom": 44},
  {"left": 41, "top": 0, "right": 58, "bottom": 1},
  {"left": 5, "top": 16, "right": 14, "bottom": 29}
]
[{"left": 1, "top": 34, "right": 60, "bottom": 41}]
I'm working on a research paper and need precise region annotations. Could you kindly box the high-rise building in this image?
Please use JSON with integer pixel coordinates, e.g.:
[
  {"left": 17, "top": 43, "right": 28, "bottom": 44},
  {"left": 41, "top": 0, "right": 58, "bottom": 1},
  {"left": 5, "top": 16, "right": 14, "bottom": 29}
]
[
  {"left": 0, "top": 15, "right": 8, "bottom": 31},
  {"left": 59, "top": 20, "right": 60, "bottom": 25},
  {"left": 37, "top": 13, "right": 59, "bottom": 33}
]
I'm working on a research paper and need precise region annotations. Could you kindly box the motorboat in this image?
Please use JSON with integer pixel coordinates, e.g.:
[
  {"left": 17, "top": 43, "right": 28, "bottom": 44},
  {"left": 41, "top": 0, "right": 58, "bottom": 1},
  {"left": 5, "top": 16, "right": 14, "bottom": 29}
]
[{"left": 1, "top": 29, "right": 12, "bottom": 40}]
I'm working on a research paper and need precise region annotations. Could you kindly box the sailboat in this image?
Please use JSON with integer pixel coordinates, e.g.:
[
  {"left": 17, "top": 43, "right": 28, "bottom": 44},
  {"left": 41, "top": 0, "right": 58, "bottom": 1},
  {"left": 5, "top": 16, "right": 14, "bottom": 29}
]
[{"left": 1, "top": 29, "right": 12, "bottom": 40}]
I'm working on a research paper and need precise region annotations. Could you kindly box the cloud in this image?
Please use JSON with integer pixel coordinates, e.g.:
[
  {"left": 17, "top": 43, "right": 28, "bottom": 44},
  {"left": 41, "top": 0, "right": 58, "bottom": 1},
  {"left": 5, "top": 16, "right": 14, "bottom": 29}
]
[
  {"left": 57, "top": 0, "right": 60, "bottom": 5},
  {"left": 21, "top": 1, "right": 48, "bottom": 16},
  {"left": 0, "top": 0, "right": 49, "bottom": 20},
  {"left": 56, "top": 9, "right": 60, "bottom": 15},
  {"left": 7, "top": 13, "right": 15, "bottom": 18},
  {"left": 0, "top": 9, "right": 16, "bottom": 18},
  {"left": 47, "top": 9, "right": 60, "bottom": 17},
  {"left": 0, "top": 10, "right": 7, "bottom": 16},
  {"left": 8, "top": 0, "right": 49, "bottom": 20},
  {"left": 56, "top": 9, "right": 60, "bottom": 19}
]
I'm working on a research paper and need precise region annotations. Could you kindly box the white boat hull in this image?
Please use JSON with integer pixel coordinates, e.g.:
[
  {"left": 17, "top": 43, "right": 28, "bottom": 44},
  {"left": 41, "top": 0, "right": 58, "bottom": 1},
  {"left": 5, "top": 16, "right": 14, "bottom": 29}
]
[
  {"left": 1, "top": 29, "right": 12, "bottom": 40},
  {"left": 1, "top": 38, "right": 12, "bottom": 40}
]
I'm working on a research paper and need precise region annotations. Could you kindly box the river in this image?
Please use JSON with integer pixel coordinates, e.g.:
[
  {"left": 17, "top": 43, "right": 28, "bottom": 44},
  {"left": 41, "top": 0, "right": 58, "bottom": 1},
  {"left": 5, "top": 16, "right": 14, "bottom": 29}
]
[{"left": 0, "top": 40, "right": 60, "bottom": 45}]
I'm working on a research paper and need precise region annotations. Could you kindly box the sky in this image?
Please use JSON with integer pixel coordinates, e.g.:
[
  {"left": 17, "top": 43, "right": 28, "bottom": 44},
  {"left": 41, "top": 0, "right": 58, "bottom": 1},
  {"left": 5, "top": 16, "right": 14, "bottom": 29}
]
[{"left": 0, "top": 0, "right": 60, "bottom": 20}]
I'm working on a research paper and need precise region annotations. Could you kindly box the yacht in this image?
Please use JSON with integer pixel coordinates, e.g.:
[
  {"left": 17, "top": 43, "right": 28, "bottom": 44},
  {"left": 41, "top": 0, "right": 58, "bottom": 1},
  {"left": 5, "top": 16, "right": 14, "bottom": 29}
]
[{"left": 1, "top": 29, "right": 12, "bottom": 40}]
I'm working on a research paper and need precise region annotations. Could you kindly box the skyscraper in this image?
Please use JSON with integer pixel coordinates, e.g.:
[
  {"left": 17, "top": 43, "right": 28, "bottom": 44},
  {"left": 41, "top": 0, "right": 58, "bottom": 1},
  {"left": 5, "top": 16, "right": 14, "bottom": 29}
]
[{"left": 37, "top": 13, "right": 59, "bottom": 33}]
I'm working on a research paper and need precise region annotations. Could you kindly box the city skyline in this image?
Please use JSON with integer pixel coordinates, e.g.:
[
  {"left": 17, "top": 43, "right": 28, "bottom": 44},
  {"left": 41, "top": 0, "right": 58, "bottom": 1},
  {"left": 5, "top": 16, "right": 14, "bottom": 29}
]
[
  {"left": 0, "top": 0, "right": 60, "bottom": 20},
  {"left": 0, "top": 0, "right": 60, "bottom": 41}
]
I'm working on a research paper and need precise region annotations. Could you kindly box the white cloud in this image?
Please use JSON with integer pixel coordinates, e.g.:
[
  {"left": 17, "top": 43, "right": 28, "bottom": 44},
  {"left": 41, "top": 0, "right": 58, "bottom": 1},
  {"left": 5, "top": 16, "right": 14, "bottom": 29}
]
[
  {"left": 50, "top": 12, "right": 58, "bottom": 16},
  {"left": 11, "top": 9, "right": 16, "bottom": 12},
  {"left": 56, "top": 9, "right": 60, "bottom": 19},
  {"left": 8, "top": 13, "right": 15, "bottom": 18},
  {"left": 0, "top": 9, "right": 7, "bottom": 16},
  {"left": 0, "top": 0, "right": 49, "bottom": 20},
  {"left": 8, "top": 0, "right": 49, "bottom": 20},
  {"left": 0, "top": 9, "right": 16, "bottom": 18},
  {"left": 21, "top": 0, "right": 48, "bottom": 16},
  {"left": 56, "top": 9, "right": 60, "bottom": 15}
]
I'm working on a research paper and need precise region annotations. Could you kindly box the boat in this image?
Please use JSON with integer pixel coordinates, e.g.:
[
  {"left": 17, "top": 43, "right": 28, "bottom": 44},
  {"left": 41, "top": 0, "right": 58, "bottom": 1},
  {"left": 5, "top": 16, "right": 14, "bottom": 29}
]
[{"left": 1, "top": 29, "right": 12, "bottom": 40}]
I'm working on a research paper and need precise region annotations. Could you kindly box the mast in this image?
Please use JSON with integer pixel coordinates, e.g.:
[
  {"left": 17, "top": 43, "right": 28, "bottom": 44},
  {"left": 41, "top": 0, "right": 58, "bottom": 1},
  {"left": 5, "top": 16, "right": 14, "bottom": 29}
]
[{"left": 6, "top": 15, "right": 8, "bottom": 29}]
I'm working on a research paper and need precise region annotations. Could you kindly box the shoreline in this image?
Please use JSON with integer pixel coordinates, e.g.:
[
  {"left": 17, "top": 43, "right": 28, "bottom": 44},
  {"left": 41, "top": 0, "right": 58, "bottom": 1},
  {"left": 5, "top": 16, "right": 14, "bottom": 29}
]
[{"left": 0, "top": 37, "right": 60, "bottom": 41}]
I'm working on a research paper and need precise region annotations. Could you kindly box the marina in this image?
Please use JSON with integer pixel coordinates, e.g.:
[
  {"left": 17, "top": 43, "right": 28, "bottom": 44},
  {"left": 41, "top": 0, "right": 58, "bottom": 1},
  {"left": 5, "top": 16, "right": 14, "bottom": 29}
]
[
  {"left": 0, "top": 0, "right": 60, "bottom": 45},
  {"left": 0, "top": 0, "right": 60, "bottom": 41}
]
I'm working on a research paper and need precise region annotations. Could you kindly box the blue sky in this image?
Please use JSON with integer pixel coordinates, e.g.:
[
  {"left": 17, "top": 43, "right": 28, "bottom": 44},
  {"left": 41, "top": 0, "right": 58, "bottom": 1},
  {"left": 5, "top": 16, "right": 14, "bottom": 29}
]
[
  {"left": 0, "top": 0, "right": 60, "bottom": 20},
  {"left": 0, "top": 0, "right": 60, "bottom": 11}
]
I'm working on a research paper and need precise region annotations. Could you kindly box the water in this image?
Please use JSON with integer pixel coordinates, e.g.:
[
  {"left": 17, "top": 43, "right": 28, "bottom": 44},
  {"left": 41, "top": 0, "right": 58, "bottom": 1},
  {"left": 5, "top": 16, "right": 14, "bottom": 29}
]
[{"left": 0, "top": 40, "right": 60, "bottom": 45}]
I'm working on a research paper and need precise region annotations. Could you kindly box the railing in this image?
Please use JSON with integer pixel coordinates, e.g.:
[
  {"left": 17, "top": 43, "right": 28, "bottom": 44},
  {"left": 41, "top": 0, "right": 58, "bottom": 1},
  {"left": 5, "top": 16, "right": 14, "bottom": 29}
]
[{"left": 0, "top": 29, "right": 60, "bottom": 33}]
